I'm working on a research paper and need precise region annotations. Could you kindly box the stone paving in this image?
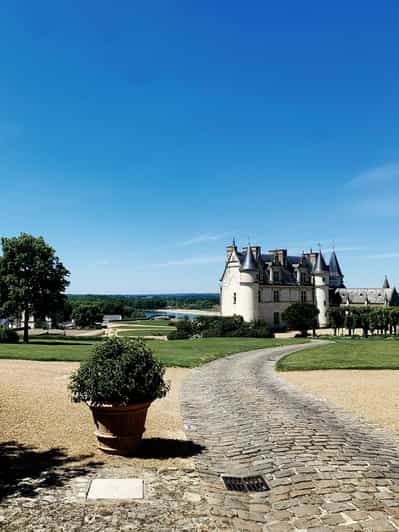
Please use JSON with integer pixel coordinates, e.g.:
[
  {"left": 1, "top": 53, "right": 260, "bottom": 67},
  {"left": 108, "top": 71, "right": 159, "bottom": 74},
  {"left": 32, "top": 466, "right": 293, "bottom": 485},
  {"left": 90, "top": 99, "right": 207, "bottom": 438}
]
[
  {"left": 181, "top": 342, "right": 399, "bottom": 531},
  {"left": 2, "top": 342, "right": 399, "bottom": 531},
  {"left": 0, "top": 463, "right": 226, "bottom": 531}
]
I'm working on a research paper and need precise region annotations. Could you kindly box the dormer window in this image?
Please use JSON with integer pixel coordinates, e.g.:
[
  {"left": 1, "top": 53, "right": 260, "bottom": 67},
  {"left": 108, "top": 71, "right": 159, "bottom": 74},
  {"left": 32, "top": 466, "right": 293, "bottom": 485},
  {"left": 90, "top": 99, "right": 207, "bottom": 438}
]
[{"left": 273, "top": 271, "right": 280, "bottom": 283}]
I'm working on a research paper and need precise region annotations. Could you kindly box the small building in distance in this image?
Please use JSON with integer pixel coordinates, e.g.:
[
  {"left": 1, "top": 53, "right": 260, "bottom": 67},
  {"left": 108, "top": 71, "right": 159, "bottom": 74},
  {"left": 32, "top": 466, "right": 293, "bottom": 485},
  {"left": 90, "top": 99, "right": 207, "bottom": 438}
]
[{"left": 103, "top": 314, "right": 122, "bottom": 324}]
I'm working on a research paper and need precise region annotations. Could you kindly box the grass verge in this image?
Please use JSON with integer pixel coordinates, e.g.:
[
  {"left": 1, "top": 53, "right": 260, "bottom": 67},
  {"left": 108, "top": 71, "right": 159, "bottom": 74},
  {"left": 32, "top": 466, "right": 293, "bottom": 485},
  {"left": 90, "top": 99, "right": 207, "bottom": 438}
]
[
  {"left": 277, "top": 337, "right": 399, "bottom": 371},
  {"left": 0, "top": 337, "right": 309, "bottom": 367}
]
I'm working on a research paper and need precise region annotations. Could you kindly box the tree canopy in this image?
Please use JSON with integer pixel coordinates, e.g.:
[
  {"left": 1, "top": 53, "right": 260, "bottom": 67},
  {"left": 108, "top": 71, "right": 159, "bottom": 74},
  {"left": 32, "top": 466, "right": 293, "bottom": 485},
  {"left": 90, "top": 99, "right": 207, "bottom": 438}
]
[
  {"left": 282, "top": 303, "right": 319, "bottom": 336},
  {"left": 0, "top": 233, "right": 70, "bottom": 342}
]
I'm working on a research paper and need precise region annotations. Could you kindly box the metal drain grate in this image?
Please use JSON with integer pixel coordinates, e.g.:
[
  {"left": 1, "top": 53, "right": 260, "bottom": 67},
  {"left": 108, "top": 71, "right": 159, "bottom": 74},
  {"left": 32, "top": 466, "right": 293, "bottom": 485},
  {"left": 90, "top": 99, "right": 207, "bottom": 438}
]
[{"left": 221, "top": 475, "right": 270, "bottom": 493}]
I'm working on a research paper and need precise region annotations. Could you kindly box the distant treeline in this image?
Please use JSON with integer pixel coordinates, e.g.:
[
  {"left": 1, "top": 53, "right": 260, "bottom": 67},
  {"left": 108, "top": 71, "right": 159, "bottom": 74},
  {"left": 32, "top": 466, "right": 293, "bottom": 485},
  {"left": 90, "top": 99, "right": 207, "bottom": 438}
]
[{"left": 64, "top": 293, "right": 220, "bottom": 321}]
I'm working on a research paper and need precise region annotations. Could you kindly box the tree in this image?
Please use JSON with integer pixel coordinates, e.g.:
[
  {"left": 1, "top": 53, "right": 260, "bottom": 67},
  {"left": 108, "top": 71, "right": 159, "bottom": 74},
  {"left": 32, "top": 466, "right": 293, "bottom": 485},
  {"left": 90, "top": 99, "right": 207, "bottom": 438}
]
[
  {"left": 0, "top": 234, "right": 70, "bottom": 342},
  {"left": 344, "top": 311, "right": 354, "bottom": 336},
  {"left": 282, "top": 303, "right": 319, "bottom": 337},
  {"left": 72, "top": 304, "right": 103, "bottom": 328},
  {"left": 327, "top": 307, "right": 345, "bottom": 336}
]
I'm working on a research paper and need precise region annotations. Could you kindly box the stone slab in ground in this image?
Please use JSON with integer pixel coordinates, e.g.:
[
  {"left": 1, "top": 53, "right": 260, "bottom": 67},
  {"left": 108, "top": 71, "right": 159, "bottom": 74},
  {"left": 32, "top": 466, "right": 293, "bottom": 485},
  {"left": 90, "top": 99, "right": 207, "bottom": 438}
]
[{"left": 87, "top": 478, "right": 144, "bottom": 500}]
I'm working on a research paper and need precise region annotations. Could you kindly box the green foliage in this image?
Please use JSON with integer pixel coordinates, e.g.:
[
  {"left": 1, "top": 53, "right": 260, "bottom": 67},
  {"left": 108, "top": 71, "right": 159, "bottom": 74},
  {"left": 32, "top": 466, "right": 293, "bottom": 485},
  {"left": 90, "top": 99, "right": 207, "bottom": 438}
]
[
  {"left": 327, "top": 307, "right": 345, "bottom": 334},
  {"left": 69, "top": 337, "right": 169, "bottom": 405},
  {"left": 282, "top": 303, "right": 319, "bottom": 336},
  {"left": 0, "top": 327, "right": 19, "bottom": 343},
  {"left": 67, "top": 293, "right": 219, "bottom": 319},
  {"left": 167, "top": 315, "right": 274, "bottom": 339},
  {"left": 167, "top": 317, "right": 193, "bottom": 339},
  {"left": 72, "top": 304, "right": 103, "bottom": 328},
  {"left": 326, "top": 306, "right": 399, "bottom": 337},
  {"left": 0, "top": 233, "right": 70, "bottom": 342}
]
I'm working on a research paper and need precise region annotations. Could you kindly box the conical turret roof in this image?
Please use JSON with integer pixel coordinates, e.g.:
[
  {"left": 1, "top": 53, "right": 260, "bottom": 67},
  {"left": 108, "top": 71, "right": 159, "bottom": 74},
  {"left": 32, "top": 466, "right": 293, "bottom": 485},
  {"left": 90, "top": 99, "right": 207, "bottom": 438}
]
[
  {"left": 313, "top": 251, "right": 328, "bottom": 274},
  {"left": 329, "top": 250, "right": 343, "bottom": 277},
  {"left": 383, "top": 275, "right": 390, "bottom": 289},
  {"left": 241, "top": 246, "right": 257, "bottom": 271}
]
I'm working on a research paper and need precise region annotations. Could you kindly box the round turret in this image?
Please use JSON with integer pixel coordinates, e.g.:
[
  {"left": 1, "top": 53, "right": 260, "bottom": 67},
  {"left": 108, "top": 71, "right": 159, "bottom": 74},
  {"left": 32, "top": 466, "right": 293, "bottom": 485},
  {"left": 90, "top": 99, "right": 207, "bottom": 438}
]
[
  {"left": 313, "top": 252, "right": 329, "bottom": 328},
  {"left": 239, "top": 246, "right": 258, "bottom": 322}
]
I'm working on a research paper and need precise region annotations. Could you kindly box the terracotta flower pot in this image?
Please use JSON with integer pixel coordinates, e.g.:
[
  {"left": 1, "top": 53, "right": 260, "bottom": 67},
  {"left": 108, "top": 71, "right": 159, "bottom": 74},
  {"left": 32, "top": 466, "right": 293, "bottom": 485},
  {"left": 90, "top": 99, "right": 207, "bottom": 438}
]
[{"left": 89, "top": 402, "right": 151, "bottom": 455}]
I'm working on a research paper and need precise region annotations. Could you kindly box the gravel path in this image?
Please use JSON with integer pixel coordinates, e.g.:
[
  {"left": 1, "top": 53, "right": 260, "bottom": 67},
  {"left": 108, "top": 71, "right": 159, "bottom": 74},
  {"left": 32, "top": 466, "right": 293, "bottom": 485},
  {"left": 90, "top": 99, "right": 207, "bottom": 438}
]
[
  {"left": 0, "top": 361, "right": 227, "bottom": 531},
  {"left": 0, "top": 361, "right": 189, "bottom": 468},
  {"left": 282, "top": 370, "right": 399, "bottom": 434},
  {"left": 182, "top": 342, "right": 399, "bottom": 531}
]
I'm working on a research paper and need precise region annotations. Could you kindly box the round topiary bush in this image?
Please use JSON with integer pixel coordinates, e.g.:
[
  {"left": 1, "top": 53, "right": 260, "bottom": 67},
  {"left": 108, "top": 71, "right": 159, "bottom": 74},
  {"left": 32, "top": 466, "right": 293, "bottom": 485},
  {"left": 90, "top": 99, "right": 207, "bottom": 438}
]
[
  {"left": 69, "top": 336, "right": 169, "bottom": 406},
  {"left": 0, "top": 327, "right": 19, "bottom": 343}
]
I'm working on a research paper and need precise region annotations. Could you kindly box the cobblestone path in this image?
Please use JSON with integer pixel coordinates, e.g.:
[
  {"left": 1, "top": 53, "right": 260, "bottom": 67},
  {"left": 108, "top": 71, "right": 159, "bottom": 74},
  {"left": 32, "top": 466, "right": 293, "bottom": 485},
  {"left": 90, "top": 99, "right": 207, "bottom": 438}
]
[
  {"left": 182, "top": 342, "right": 399, "bottom": 531},
  {"left": 0, "top": 463, "right": 224, "bottom": 531}
]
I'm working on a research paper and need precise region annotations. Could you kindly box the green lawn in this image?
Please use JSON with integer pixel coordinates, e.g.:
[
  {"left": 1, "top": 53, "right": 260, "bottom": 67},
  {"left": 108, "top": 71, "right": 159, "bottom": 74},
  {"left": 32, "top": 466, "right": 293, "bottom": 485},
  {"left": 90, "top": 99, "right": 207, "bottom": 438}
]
[
  {"left": 114, "top": 319, "right": 174, "bottom": 327},
  {"left": 147, "top": 337, "right": 309, "bottom": 367},
  {"left": 117, "top": 329, "right": 168, "bottom": 337},
  {"left": 0, "top": 336, "right": 308, "bottom": 367},
  {"left": 277, "top": 337, "right": 399, "bottom": 371}
]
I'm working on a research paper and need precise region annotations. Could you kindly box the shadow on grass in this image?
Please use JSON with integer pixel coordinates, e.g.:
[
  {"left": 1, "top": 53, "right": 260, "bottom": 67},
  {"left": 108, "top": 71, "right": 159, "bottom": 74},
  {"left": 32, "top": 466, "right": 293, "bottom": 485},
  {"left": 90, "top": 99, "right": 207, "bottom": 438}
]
[
  {"left": 134, "top": 438, "right": 205, "bottom": 459},
  {"left": 0, "top": 440, "right": 103, "bottom": 502}
]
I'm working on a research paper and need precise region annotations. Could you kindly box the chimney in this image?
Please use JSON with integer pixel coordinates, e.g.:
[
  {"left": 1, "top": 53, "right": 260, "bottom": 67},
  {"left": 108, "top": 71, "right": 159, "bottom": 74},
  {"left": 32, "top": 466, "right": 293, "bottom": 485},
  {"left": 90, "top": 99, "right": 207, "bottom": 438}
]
[
  {"left": 226, "top": 245, "right": 234, "bottom": 261},
  {"left": 269, "top": 249, "right": 287, "bottom": 267},
  {"left": 304, "top": 251, "right": 318, "bottom": 268}
]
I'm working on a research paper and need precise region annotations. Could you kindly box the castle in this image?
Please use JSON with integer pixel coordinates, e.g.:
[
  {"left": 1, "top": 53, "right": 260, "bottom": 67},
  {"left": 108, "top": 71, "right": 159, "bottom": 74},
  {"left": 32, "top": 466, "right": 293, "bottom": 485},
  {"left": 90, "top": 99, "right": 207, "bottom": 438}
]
[{"left": 220, "top": 242, "right": 399, "bottom": 327}]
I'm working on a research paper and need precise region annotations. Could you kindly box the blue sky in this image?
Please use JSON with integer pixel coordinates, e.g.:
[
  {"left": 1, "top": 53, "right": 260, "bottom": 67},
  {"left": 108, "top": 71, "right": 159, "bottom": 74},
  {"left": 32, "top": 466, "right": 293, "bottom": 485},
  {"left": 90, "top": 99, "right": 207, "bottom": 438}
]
[{"left": 1, "top": 1, "right": 399, "bottom": 293}]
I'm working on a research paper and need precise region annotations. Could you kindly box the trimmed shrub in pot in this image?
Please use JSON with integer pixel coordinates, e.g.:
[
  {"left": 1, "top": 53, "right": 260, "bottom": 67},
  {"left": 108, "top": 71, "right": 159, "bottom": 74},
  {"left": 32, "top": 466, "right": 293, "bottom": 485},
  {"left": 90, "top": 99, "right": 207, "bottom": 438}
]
[{"left": 69, "top": 336, "right": 169, "bottom": 455}]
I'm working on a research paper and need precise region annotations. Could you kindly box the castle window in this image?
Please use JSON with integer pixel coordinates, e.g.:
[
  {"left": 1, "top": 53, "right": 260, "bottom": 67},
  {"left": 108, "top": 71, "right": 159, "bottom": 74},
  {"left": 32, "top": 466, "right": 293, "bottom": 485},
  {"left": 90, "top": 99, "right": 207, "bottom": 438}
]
[
  {"left": 273, "top": 290, "right": 280, "bottom": 303},
  {"left": 233, "top": 292, "right": 237, "bottom": 304},
  {"left": 300, "top": 272, "right": 306, "bottom": 284},
  {"left": 273, "top": 312, "right": 280, "bottom": 326},
  {"left": 273, "top": 271, "right": 280, "bottom": 283},
  {"left": 301, "top": 291, "right": 307, "bottom": 303},
  {"left": 258, "top": 290, "right": 261, "bottom": 303}
]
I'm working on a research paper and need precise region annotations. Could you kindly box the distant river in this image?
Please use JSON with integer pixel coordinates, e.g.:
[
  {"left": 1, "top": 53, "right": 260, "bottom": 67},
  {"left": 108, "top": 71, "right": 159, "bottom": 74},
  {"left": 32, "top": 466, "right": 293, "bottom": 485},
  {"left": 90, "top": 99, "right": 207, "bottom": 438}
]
[{"left": 144, "top": 310, "right": 200, "bottom": 320}]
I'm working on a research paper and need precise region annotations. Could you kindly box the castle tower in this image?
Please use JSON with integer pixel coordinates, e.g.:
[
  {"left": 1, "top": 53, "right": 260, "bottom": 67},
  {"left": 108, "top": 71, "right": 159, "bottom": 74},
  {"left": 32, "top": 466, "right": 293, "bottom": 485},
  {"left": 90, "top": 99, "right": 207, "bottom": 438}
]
[
  {"left": 329, "top": 251, "right": 344, "bottom": 288},
  {"left": 239, "top": 246, "right": 258, "bottom": 322},
  {"left": 383, "top": 275, "right": 390, "bottom": 289},
  {"left": 313, "top": 251, "right": 329, "bottom": 327}
]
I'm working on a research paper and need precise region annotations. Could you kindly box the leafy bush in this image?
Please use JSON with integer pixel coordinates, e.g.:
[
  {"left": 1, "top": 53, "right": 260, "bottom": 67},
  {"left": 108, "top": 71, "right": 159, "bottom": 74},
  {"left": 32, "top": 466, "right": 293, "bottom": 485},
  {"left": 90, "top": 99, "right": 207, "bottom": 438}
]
[
  {"left": 72, "top": 304, "right": 103, "bottom": 328},
  {"left": 167, "top": 318, "right": 193, "bottom": 340},
  {"left": 195, "top": 316, "right": 273, "bottom": 338},
  {"left": 0, "top": 327, "right": 19, "bottom": 343},
  {"left": 69, "top": 337, "right": 169, "bottom": 405},
  {"left": 282, "top": 303, "right": 319, "bottom": 336}
]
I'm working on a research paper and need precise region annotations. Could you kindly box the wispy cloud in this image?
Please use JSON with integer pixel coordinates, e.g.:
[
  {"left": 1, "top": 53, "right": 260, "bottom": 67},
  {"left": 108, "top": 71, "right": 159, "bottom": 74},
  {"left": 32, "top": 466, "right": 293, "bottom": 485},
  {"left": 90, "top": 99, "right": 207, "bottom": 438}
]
[
  {"left": 352, "top": 196, "right": 399, "bottom": 217},
  {"left": 155, "top": 255, "right": 222, "bottom": 267},
  {"left": 181, "top": 232, "right": 229, "bottom": 246},
  {"left": 349, "top": 162, "right": 399, "bottom": 188},
  {"left": 347, "top": 162, "right": 399, "bottom": 217}
]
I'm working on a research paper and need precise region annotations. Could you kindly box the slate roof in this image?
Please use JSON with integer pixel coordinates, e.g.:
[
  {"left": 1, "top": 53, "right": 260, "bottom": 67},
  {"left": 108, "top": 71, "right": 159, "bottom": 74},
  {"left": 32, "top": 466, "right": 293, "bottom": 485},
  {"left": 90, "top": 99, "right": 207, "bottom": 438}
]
[
  {"left": 241, "top": 246, "right": 257, "bottom": 271},
  {"left": 336, "top": 288, "right": 397, "bottom": 305},
  {"left": 313, "top": 252, "right": 328, "bottom": 274},
  {"left": 383, "top": 276, "right": 390, "bottom": 289},
  {"left": 329, "top": 251, "right": 343, "bottom": 277}
]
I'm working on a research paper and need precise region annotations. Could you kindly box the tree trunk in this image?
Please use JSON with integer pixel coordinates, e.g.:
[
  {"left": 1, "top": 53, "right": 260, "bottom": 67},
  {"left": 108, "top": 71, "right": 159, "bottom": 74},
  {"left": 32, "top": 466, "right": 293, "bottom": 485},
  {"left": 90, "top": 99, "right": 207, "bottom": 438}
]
[{"left": 23, "top": 309, "right": 29, "bottom": 343}]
